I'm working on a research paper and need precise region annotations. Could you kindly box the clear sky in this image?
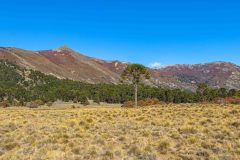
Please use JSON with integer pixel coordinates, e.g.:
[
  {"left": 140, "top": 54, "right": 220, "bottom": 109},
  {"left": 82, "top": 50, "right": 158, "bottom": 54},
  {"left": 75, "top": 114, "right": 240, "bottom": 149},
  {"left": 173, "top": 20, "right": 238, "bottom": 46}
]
[{"left": 0, "top": 0, "right": 240, "bottom": 67}]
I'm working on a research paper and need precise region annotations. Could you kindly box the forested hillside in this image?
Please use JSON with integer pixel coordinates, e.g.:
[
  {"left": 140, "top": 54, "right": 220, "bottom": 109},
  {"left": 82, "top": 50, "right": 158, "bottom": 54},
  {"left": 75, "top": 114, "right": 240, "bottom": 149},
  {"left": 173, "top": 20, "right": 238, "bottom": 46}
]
[
  {"left": 0, "top": 60, "right": 239, "bottom": 106},
  {"left": 1, "top": 47, "right": 240, "bottom": 91}
]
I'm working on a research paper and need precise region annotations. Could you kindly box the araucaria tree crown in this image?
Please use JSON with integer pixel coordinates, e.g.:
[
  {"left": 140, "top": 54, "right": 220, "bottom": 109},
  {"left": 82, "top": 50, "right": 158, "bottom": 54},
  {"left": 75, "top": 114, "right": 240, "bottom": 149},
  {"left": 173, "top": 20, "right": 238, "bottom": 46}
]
[{"left": 121, "top": 64, "right": 150, "bottom": 84}]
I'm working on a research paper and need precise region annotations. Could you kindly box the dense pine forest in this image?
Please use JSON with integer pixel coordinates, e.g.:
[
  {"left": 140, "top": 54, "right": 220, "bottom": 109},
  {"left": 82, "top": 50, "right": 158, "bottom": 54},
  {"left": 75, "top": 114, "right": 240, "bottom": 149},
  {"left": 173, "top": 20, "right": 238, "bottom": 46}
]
[{"left": 0, "top": 60, "right": 239, "bottom": 106}]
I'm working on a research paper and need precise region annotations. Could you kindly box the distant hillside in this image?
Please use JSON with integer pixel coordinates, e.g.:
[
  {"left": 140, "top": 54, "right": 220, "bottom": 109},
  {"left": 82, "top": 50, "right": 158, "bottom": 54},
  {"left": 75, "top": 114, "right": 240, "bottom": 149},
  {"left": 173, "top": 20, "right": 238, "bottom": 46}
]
[
  {"left": 151, "top": 62, "right": 240, "bottom": 90},
  {"left": 0, "top": 60, "right": 195, "bottom": 105},
  {"left": 0, "top": 60, "right": 239, "bottom": 106},
  {"left": 0, "top": 46, "right": 240, "bottom": 90}
]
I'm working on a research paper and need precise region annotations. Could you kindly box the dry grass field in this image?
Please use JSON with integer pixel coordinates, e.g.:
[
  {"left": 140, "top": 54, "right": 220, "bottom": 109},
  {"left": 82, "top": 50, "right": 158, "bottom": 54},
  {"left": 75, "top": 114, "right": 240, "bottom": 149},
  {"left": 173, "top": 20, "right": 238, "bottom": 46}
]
[{"left": 1, "top": 104, "right": 240, "bottom": 160}]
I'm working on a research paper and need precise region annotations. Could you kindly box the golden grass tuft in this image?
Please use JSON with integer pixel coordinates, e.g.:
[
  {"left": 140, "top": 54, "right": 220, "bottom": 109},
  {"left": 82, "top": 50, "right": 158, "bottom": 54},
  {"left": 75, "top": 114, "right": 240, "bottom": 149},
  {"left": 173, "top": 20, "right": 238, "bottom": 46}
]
[{"left": 0, "top": 104, "right": 240, "bottom": 159}]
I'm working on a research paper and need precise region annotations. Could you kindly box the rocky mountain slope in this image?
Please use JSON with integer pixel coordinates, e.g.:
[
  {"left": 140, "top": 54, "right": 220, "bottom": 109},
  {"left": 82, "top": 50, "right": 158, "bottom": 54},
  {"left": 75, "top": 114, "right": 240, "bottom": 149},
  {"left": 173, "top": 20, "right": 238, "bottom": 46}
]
[
  {"left": 151, "top": 62, "right": 240, "bottom": 90},
  {"left": 0, "top": 47, "right": 121, "bottom": 84},
  {"left": 0, "top": 46, "right": 239, "bottom": 90}
]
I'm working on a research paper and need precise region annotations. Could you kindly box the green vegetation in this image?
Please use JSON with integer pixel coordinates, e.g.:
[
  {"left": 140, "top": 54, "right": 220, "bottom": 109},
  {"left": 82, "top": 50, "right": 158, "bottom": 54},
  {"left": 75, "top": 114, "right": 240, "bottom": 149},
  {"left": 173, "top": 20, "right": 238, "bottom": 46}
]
[{"left": 0, "top": 60, "right": 239, "bottom": 106}]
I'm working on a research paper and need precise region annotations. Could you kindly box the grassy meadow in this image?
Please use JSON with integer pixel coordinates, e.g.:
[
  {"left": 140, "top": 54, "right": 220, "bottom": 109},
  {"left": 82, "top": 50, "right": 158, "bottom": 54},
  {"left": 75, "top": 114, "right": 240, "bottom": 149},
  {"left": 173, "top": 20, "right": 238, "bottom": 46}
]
[{"left": 1, "top": 104, "right": 240, "bottom": 160}]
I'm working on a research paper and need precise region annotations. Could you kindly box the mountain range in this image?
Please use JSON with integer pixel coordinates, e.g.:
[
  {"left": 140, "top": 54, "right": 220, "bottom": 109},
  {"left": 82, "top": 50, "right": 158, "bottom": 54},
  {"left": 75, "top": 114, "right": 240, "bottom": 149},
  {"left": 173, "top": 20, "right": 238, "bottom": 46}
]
[{"left": 0, "top": 46, "right": 240, "bottom": 90}]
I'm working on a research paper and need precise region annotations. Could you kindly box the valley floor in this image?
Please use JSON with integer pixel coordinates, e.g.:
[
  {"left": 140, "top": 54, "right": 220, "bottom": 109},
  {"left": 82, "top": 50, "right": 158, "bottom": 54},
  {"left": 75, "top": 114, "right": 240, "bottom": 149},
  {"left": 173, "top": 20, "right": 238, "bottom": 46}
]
[{"left": 0, "top": 104, "right": 240, "bottom": 160}]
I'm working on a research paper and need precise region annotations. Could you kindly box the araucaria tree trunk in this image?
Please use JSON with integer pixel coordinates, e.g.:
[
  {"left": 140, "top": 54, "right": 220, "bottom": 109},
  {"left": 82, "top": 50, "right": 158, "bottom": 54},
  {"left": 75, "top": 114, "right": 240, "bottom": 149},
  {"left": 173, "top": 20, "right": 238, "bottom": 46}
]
[{"left": 135, "top": 84, "right": 138, "bottom": 107}]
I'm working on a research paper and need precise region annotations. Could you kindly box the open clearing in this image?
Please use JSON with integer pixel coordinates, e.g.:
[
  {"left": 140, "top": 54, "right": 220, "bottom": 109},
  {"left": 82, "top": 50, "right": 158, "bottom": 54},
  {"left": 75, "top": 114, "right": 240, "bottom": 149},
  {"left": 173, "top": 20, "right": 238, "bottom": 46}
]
[{"left": 1, "top": 104, "right": 240, "bottom": 160}]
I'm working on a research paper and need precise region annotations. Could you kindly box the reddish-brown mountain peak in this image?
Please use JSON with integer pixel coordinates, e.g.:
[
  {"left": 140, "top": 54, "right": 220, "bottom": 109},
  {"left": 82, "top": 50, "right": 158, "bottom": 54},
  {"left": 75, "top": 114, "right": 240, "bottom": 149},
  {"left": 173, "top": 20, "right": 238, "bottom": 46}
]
[
  {"left": 38, "top": 47, "right": 77, "bottom": 65},
  {"left": 53, "top": 46, "right": 74, "bottom": 53},
  {"left": 38, "top": 46, "right": 77, "bottom": 57}
]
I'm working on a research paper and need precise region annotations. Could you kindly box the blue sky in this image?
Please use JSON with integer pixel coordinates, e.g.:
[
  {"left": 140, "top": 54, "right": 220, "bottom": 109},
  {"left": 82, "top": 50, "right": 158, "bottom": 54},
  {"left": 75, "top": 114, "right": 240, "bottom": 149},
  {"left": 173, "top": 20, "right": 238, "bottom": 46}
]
[{"left": 0, "top": 0, "right": 240, "bottom": 67}]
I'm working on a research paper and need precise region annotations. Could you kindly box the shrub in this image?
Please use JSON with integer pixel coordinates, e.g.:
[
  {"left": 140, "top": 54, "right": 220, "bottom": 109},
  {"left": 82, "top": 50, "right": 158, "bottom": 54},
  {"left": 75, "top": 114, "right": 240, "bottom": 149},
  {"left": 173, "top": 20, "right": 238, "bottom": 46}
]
[
  {"left": 215, "top": 97, "right": 240, "bottom": 104},
  {"left": 214, "top": 98, "right": 226, "bottom": 104},
  {"left": 225, "top": 97, "right": 240, "bottom": 104},
  {"left": 34, "top": 99, "right": 45, "bottom": 106},
  {"left": 11, "top": 100, "right": 25, "bottom": 106},
  {"left": 18, "top": 100, "right": 25, "bottom": 106},
  {"left": 80, "top": 96, "right": 90, "bottom": 106},
  {"left": 138, "top": 98, "right": 161, "bottom": 106},
  {"left": 46, "top": 102, "right": 53, "bottom": 107},
  {"left": 121, "top": 101, "right": 135, "bottom": 108},
  {"left": 26, "top": 101, "right": 40, "bottom": 108},
  {"left": 73, "top": 98, "right": 78, "bottom": 103},
  {"left": 0, "top": 101, "right": 10, "bottom": 108},
  {"left": 93, "top": 96, "right": 100, "bottom": 104},
  {"left": 122, "top": 98, "right": 161, "bottom": 107}
]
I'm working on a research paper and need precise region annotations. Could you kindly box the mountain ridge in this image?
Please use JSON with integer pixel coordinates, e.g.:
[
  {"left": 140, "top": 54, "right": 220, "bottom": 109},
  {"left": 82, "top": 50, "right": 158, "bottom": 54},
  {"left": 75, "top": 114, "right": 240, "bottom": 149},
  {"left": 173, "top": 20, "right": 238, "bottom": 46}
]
[{"left": 0, "top": 46, "right": 239, "bottom": 90}]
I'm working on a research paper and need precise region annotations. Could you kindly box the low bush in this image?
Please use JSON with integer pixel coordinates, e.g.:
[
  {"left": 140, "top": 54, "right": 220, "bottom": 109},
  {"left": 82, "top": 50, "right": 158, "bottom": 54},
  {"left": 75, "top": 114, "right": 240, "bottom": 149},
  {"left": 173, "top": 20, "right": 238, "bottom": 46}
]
[
  {"left": 215, "top": 97, "right": 240, "bottom": 104},
  {"left": 225, "top": 97, "right": 240, "bottom": 104},
  {"left": 80, "top": 97, "right": 90, "bottom": 106},
  {"left": 122, "top": 98, "right": 162, "bottom": 107},
  {"left": 0, "top": 101, "right": 10, "bottom": 108},
  {"left": 46, "top": 102, "right": 53, "bottom": 107},
  {"left": 138, "top": 98, "right": 161, "bottom": 106},
  {"left": 34, "top": 99, "right": 45, "bottom": 106},
  {"left": 26, "top": 100, "right": 42, "bottom": 108},
  {"left": 121, "top": 101, "right": 135, "bottom": 108}
]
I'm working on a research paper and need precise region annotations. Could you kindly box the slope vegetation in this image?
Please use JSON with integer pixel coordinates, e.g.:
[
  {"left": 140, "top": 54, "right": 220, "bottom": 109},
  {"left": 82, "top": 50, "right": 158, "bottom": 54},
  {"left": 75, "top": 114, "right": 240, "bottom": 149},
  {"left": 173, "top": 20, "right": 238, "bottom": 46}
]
[{"left": 0, "top": 47, "right": 240, "bottom": 90}]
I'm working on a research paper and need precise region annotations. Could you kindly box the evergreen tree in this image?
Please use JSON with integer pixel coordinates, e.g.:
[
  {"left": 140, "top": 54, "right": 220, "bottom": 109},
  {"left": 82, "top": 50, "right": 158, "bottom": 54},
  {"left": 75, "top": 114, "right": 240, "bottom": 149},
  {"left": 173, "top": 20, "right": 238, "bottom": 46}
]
[{"left": 121, "top": 64, "right": 150, "bottom": 107}]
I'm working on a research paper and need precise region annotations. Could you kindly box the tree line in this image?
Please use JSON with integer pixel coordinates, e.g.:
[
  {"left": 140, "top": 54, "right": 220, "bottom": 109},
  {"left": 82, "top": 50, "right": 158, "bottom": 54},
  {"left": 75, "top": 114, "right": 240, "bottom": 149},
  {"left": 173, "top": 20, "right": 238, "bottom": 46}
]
[{"left": 0, "top": 60, "right": 239, "bottom": 106}]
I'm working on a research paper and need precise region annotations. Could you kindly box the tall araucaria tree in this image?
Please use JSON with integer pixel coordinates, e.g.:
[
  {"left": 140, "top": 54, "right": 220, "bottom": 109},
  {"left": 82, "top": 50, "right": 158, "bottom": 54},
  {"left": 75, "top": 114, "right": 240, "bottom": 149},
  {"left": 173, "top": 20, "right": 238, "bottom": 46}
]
[{"left": 121, "top": 64, "right": 150, "bottom": 107}]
